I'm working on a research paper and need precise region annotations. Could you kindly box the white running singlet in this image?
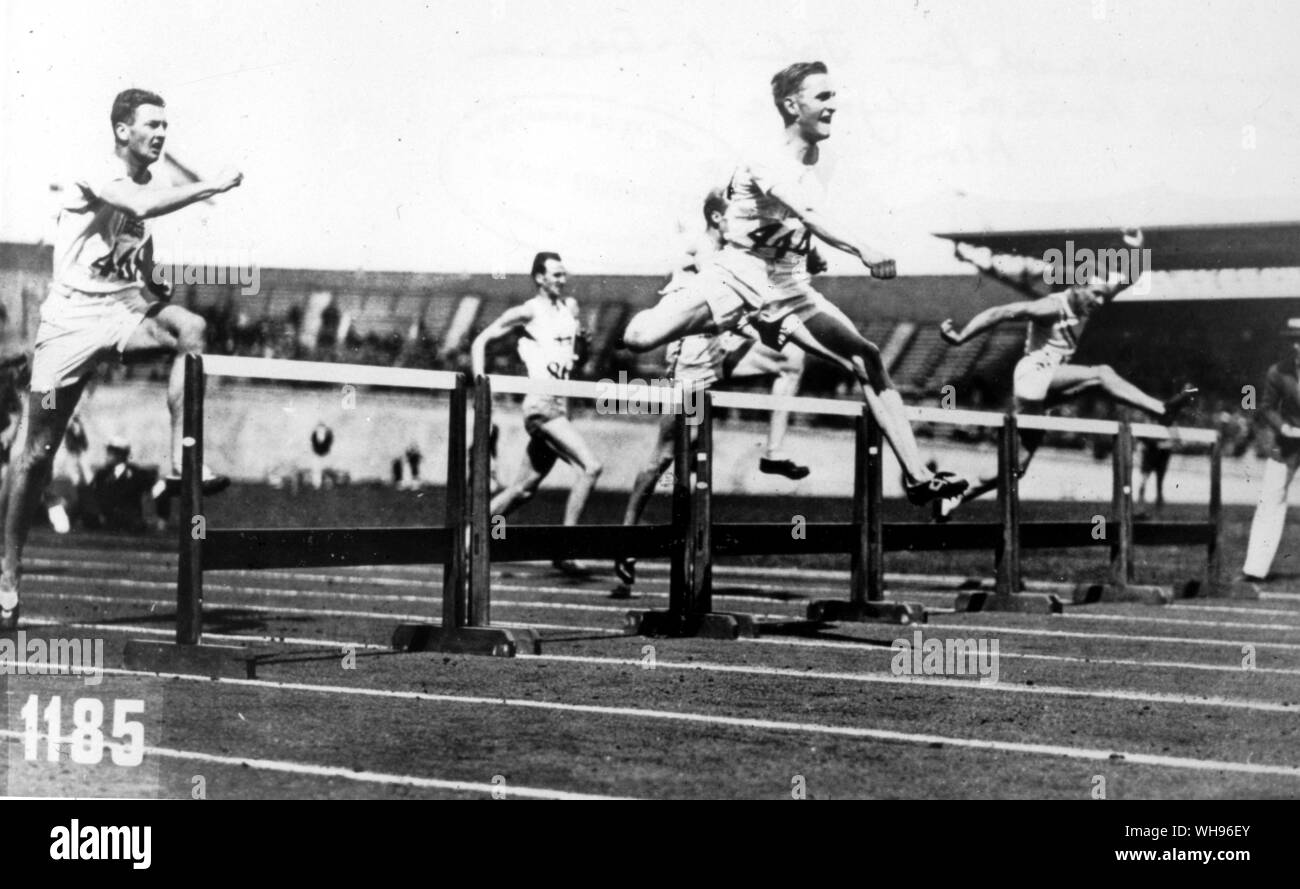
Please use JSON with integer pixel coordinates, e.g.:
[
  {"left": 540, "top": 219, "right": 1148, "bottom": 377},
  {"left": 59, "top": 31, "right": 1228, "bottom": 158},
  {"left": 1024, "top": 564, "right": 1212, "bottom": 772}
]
[{"left": 53, "top": 156, "right": 155, "bottom": 295}]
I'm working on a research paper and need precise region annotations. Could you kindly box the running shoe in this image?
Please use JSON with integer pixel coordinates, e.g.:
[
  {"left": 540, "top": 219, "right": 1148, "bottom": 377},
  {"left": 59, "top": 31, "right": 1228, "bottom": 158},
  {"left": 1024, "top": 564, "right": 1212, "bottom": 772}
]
[
  {"left": 759, "top": 457, "right": 810, "bottom": 480},
  {"left": 905, "top": 471, "right": 968, "bottom": 506},
  {"left": 1161, "top": 384, "right": 1198, "bottom": 424}
]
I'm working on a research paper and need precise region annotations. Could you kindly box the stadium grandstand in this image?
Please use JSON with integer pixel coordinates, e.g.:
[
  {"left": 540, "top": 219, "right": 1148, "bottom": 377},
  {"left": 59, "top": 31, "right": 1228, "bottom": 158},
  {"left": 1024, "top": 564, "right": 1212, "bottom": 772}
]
[{"left": 2, "top": 220, "right": 1296, "bottom": 451}]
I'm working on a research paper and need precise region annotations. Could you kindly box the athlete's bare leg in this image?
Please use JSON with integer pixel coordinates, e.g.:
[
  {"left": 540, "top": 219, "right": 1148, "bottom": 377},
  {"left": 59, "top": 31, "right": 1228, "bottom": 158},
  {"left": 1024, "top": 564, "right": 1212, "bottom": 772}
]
[
  {"left": 622, "top": 414, "right": 677, "bottom": 527},
  {"left": 611, "top": 413, "right": 679, "bottom": 590},
  {"left": 1049, "top": 363, "right": 1166, "bottom": 417},
  {"left": 489, "top": 447, "right": 550, "bottom": 520},
  {"left": 726, "top": 339, "right": 808, "bottom": 477},
  {"left": 756, "top": 342, "right": 804, "bottom": 461},
  {"left": 122, "top": 304, "right": 209, "bottom": 475},
  {"left": 1, "top": 377, "right": 90, "bottom": 603},
  {"left": 622, "top": 290, "right": 718, "bottom": 352},
  {"left": 533, "top": 416, "right": 604, "bottom": 526},
  {"left": 788, "top": 311, "right": 938, "bottom": 486}
]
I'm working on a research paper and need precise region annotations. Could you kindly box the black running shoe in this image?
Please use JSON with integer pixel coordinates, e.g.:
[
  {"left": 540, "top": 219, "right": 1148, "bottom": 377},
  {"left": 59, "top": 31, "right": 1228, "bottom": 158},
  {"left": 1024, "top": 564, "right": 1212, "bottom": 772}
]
[
  {"left": 905, "top": 471, "right": 968, "bottom": 506},
  {"left": 1161, "top": 384, "right": 1198, "bottom": 424},
  {"left": 759, "top": 457, "right": 810, "bottom": 480},
  {"left": 614, "top": 557, "right": 636, "bottom": 586}
]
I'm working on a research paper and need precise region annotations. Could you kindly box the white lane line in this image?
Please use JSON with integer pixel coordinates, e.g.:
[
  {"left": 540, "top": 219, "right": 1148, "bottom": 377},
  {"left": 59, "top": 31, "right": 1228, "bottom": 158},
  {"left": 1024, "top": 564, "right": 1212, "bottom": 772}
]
[
  {"left": 18, "top": 617, "right": 392, "bottom": 651},
  {"left": 523, "top": 653, "right": 1300, "bottom": 714},
  {"left": 19, "top": 579, "right": 798, "bottom": 621},
  {"left": 20, "top": 615, "right": 1300, "bottom": 679},
  {"left": 21, "top": 611, "right": 623, "bottom": 640},
  {"left": 20, "top": 586, "right": 1300, "bottom": 655},
  {"left": 0, "top": 731, "right": 626, "bottom": 801},
  {"left": 31, "top": 575, "right": 1300, "bottom": 634},
  {"left": 18, "top": 590, "right": 644, "bottom": 627},
  {"left": 799, "top": 623, "right": 1300, "bottom": 653},
  {"left": 748, "top": 634, "right": 1300, "bottom": 670},
  {"left": 1066, "top": 612, "right": 1300, "bottom": 633},
  {"left": 40, "top": 665, "right": 1300, "bottom": 779},
  {"left": 743, "top": 635, "right": 1300, "bottom": 675}
]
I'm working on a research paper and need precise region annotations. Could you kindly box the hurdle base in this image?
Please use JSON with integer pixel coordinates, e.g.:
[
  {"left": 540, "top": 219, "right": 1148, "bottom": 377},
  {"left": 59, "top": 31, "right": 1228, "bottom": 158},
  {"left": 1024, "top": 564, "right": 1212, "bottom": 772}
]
[
  {"left": 391, "top": 624, "right": 539, "bottom": 657},
  {"left": 123, "top": 639, "right": 257, "bottom": 679},
  {"left": 955, "top": 591, "right": 1064, "bottom": 614},
  {"left": 625, "top": 610, "right": 758, "bottom": 640},
  {"left": 1072, "top": 583, "right": 1171, "bottom": 606},
  {"left": 806, "top": 599, "right": 927, "bottom": 625}
]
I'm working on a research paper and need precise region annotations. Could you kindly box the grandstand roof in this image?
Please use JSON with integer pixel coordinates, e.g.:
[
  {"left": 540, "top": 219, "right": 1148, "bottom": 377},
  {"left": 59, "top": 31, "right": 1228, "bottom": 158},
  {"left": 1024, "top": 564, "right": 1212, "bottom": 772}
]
[{"left": 933, "top": 221, "right": 1300, "bottom": 271}]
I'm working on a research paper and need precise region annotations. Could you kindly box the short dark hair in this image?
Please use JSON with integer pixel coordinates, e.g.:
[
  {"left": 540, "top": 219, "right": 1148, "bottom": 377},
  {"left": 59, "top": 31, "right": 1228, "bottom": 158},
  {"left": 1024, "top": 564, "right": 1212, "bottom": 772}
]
[
  {"left": 111, "top": 89, "right": 165, "bottom": 130},
  {"left": 702, "top": 187, "right": 728, "bottom": 224},
  {"left": 531, "top": 252, "right": 562, "bottom": 279},
  {"left": 771, "top": 62, "right": 827, "bottom": 124}
]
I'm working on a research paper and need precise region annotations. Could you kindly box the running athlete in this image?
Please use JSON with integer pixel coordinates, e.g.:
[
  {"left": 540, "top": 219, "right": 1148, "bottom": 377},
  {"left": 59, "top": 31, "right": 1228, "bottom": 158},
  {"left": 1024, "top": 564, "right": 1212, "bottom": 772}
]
[
  {"left": 1, "top": 88, "right": 240, "bottom": 629},
  {"left": 935, "top": 229, "right": 1196, "bottom": 521},
  {"left": 620, "top": 62, "right": 967, "bottom": 508},
  {"left": 612, "top": 187, "right": 809, "bottom": 593},
  {"left": 471, "top": 252, "right": 602, "bottom": 577}
]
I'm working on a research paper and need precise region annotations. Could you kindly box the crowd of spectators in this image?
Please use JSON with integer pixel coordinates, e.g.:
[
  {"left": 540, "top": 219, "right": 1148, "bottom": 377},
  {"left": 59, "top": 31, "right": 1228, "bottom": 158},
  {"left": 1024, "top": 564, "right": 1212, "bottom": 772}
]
[{"left": 94, "top": 286, "right": 1273, "bottom": 460}]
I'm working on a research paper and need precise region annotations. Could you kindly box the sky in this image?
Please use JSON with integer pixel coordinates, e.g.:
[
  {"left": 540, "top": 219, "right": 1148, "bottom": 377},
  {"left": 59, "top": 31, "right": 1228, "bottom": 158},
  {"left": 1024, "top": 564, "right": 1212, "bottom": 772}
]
[{"left": 2, "top": 0, "right": 1299, "bottom": 276}]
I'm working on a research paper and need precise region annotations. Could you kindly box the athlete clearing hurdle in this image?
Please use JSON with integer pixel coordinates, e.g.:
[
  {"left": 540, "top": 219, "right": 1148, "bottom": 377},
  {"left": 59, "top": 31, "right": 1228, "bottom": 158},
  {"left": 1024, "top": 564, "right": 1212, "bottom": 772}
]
[
  {"left": 935, "top": 229, "right": 1197, "bottom": 522},
  {"left": 612, "top": 187, "right": 809, "bottom": 594},
  {"left": 471, "top": 252, "right": 602, "bottom": 577},
  {"left": 620, "top": 62, "right": 966, "bottom": 508},
  {"left": 1, "top": 89, "right": 241, "bottom": 629}
]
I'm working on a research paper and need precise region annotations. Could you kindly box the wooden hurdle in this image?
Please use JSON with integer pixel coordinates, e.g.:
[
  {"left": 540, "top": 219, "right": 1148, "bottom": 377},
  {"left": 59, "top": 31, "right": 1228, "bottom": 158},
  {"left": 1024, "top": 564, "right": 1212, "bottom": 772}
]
[
  {"left": 471, "top": 375, "right": 714, "bottom": 631},
  {"left": 637, "top": 388, "right": 929, "bottom": 631},
  {"left": 124, "top": 354, "right": 536, "bottom": 680}
]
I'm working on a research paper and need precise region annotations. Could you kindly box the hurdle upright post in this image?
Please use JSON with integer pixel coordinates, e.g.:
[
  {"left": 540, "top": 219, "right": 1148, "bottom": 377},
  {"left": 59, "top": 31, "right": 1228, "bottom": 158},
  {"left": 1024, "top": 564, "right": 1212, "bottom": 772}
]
[
  {"left": 957, "top": 412, "right": 1060, "bottom": 613},
  {"left": 442, "top": 374, "right": 469, "bottom": 628},
  {"left": 629, "top": 384, "right": 756, "bottom": 638},
  {"left": 124, "top": 353, "right": 258, "bottom": 677},
  {"left": 994, "top": 412, "right": 1022, "bottom": 599},
  {"left": 177, "top": 353, "right": 205, "bottom": 645},
  {"left": 393, "top": 373, "right": 537, "bottom": 655},
  {"left": 468, "top": 374, "right": 492, "bottom": 627},
  {"left": 689, "top": 390, "right": 714, "bottom": 610},
  {"left": 1110, "top": 422, "right": 1134, "bottom": 589},
  {"left": 666, "top": 404, "right": 691, "bottom": 611},
  {"left": 1206, "top": 428, "right": 1226, "bottom": 597},
  {"left": 1077, "top": 420, "right": 1169, "bottom": 604},
  {"left": 810, "top": 406, "right": 923, "bottom": 623}
]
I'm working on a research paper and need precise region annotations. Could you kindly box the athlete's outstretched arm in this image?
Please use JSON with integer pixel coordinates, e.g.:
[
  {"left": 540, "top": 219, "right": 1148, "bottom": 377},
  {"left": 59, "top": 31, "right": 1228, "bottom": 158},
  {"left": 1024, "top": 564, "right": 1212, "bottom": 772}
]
[
  {"left": 470, "top": 304, "right": 534, "bottom": 377},
  {"left": 90, "top": 168, "right": 243, "bottom": 220},
  {"left": 766, "top": 181, "right": 895, "bottom": 279},
  {"left": 940, "top": 295, "right": 1062, "bottom": 346}
]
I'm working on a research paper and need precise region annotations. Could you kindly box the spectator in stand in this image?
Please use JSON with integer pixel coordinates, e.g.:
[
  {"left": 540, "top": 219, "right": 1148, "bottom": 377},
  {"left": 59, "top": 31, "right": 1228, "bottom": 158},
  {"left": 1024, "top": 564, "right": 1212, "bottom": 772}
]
[{"left": 83, "top": 437, "right": 160, "bottom": 533}]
